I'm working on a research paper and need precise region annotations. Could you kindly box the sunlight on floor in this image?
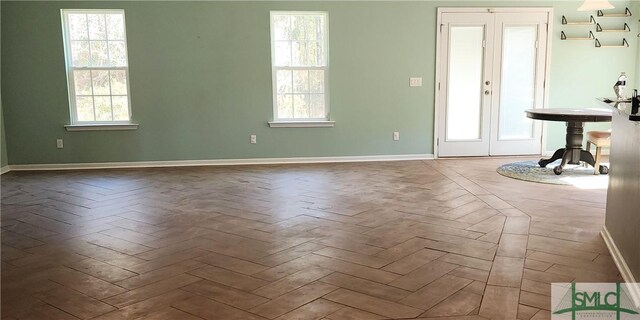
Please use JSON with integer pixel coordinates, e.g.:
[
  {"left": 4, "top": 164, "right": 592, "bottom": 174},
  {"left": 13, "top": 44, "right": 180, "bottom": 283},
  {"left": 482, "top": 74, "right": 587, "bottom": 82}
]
[{"left": 560, "top": 175, "right": 609, "bottom": 190}]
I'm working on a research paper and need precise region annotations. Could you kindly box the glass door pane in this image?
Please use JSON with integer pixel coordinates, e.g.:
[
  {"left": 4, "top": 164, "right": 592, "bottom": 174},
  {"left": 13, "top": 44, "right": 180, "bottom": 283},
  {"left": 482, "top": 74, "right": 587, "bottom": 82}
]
[
  {"left": 446, "top": 26, "right": 485, "bottom": 141},
  {"left": 498, "top": 25, "right": 537, "bottom": 140}
]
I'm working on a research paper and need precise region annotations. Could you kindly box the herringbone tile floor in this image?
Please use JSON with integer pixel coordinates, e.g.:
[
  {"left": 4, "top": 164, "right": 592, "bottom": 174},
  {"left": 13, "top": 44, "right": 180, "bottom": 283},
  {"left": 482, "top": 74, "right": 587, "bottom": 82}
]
[{"left": 0, "top": 158, "right": 621, "bottom": 319}]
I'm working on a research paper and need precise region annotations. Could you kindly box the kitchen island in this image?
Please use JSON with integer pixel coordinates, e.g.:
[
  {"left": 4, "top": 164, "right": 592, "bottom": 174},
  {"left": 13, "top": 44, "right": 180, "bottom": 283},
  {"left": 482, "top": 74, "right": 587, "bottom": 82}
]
[{"left": 598, "top": 98, "right": 640, "bottom": 303}]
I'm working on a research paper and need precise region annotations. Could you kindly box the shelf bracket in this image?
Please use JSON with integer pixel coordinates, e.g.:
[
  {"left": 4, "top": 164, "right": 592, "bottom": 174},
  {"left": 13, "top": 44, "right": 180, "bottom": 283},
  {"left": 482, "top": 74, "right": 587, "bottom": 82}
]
[
  {"left": 597, "top": 7, "right": 632, "bottom": 17},
  {"left": 595, "top": 38, "right": 629, "bottom": 48},
  {"left": 561, "top": 30, "right": 595, "bottom": 40},
  {"left": 562, "top": 15, "right": 596, "bottom": 25},
  {"left": 596, "top": 22, "right": 631, "bottom": 33}
]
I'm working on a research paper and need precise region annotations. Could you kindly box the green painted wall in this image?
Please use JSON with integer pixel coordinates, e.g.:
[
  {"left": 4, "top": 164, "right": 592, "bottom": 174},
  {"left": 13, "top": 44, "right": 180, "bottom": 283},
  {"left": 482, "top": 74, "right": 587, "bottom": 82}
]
[{"left": 1, "top": 1, "right": 638, "bottom": 165}]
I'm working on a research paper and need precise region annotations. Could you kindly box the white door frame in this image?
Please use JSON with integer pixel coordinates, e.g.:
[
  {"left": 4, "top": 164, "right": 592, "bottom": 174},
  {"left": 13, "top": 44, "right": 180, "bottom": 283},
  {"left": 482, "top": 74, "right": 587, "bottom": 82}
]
[{"left": 433, "top": 7, "right": 554, "bottom": 159}]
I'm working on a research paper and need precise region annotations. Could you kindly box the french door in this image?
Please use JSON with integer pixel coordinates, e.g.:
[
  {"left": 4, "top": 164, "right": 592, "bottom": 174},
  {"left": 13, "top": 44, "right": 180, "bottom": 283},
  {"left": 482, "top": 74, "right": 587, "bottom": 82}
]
[{"left": 437, "top": 9, "right": 550, "bottom": 157}]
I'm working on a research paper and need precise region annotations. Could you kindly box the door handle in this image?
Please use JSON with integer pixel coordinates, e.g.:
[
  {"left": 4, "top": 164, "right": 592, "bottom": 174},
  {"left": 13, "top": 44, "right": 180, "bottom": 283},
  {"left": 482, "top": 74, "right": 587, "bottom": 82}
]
[{"left": 484, "top": 90, "right": 491, "bottom": 95}]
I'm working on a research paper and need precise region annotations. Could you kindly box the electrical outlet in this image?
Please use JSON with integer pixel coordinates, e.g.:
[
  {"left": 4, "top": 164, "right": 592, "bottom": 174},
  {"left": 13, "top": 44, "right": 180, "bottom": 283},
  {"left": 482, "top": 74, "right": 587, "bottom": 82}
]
[
  {"left": 250, "top": 134, "right": 257, "bottom": 144},
  {"left": 393, "top": 132, "right": 400, "bottom": 141},
  {"left": 409, "top": 77, "right": 423, "bottom": 87},
  {"left": 56, "top": 139, "right": 64, "bottom": 149}
]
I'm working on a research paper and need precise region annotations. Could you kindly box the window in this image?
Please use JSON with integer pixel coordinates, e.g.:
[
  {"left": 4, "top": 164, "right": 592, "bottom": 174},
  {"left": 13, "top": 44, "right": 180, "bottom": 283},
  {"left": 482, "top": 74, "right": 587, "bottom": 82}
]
[
  {"left": 61, "top": 9, "right": 132, "bottom": 124},
  {"left": 270, "top": 12, "right": 329, "bottom": 123}
]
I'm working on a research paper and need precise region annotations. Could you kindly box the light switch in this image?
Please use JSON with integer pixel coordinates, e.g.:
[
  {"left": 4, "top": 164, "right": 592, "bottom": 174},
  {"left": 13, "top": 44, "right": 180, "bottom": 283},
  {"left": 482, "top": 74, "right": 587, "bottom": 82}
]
[{"left": 409, "top": 77, "right": 423, "bottom": 87}]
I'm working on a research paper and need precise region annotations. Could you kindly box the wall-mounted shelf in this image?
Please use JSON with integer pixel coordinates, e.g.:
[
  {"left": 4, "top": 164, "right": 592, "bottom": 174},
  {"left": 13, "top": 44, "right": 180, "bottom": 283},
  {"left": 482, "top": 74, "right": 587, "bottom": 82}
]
[
  {"left": 597, "top": 7, "right": 632, "bottom": 17},
  {"left": 596, "top": 22, "right": 631, "bottom": 32},
  {"left": 595, "top": 38, "right": 629, "bottom": 48},
  {"left": 561, "top": 30, "right": 595, "bottom": 40},
  {"left": 562, "top": 15, "right": 596, "bottom": 25}
]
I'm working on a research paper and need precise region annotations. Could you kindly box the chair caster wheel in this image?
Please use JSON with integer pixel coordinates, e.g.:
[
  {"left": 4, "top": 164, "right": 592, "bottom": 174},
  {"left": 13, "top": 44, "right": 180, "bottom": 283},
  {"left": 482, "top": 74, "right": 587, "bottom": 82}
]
[
  {"left": 599, "top": 165, "right": 609, "bottom": 174},
  {"left": 538, "top": 159, "right": 547, "bottom": 168},
  {"left": 553, "top": 166, "right": 563, "bottom": 175}
]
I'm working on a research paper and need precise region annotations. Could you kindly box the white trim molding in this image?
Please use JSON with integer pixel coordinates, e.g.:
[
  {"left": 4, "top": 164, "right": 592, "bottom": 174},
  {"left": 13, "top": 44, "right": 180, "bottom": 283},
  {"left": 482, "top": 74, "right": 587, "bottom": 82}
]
[
  {"left": 601, "top": 226, "right": 640, "bottom": 308},
  {"left": 268, "top": 121, "right": 335, "bottom": 128},
  {"left": 6, "top": 154, "right": 433, "bottom": 172},
  {"left": 65, "top": 123, "right": 139, "bottom": 131},
  {"left": 0, "top": 166, "right": 9, "bottom": 175}
]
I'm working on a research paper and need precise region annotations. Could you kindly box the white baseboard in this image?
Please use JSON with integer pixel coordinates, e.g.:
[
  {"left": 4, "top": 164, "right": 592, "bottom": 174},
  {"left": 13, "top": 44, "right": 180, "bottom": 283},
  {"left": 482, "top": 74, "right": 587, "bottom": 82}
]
[
  {"left": 5, "top": 154, "right": 434, "bottom": 172},
  {"left": 0, "top": 166, "right": 9, "bottom": 175},
  {"left": 601, "top": 226, "right": 640, "bottom": 308}
]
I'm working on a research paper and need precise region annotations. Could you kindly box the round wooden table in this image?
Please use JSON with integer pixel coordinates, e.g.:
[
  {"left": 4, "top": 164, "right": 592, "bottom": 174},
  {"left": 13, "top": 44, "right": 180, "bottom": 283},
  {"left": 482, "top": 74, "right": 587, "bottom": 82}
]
[{"left": 525, "top": 108, "right": 612, "bottom": 175}]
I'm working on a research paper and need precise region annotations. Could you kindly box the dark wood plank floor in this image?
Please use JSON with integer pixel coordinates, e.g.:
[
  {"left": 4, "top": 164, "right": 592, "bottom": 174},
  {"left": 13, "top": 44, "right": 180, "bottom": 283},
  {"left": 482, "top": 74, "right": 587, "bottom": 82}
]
[{"left": 0, "top": 158, "right": 620, "bottom": 319}]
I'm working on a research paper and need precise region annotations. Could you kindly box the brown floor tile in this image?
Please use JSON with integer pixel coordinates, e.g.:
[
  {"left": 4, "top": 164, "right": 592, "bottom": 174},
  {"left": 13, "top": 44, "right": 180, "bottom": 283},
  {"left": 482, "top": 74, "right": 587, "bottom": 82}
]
[
  {"left": 518, "top": 303, "right": 541, "bottom": 320},
  {"left": 400, "top": 274, "right": 472, "bottom": 310},
  {"left": 181, "top": 280, "right": 269, "bottom": 309},
  {"left": 255, "top": 242, "right": 326, "bottom": 267},
  {"left": 64, "top": 258, "right": 137, "bottom": 283},
  {"left": 91, "top": 290, "right": 196, "bottom": 320},
  {"left": 275, "top": 299, "right": 343, "bottom": 320},
  {"left": 448, "top": 266, "right": 489, "bottom": 282},
  {"left": 313, "top": 247, "right": 391, "bottom": 268},
  {"left": 36, "top": 286, "right": 116, "bottom": 319},
  {"left": 313, "top": 237, "right": 383, "bottom": 256},
  {"left": 487, "top": 256, "right": 525, "bottom": 287},
  {"left": 524, "top": 258, "right": 552, "bottom": 272},
  {"left": 116, "top": 260, "right": 205, "bottom": 289},
  {"left": 302, "top": 254, "right": 400, "bottom": 284},
  {"left": 174, "top": 295, "right": 267, "bottom": 320},
  {"left": 9, "top": 303, "right": 78, "bottom": 320},
  {"left": 324, "top": 288, "right": 423, "bottom": 319},
  {"left": 421, "top": 290, "right": 482, "bottom": 317},
  {"left": 136, "top": 307, "right": 203, "bottom": 320},
  {"left": 389, "top": 260, "right": 458, "bottom": 291},
  {"left": 438, "top": 253, "right": 493, "bottom": 271},
  {"left": 382, "top": 248, "right": 445, "bottom": 274},
  {"left": 522, "top": 268, "right": 574, "bottom": 283},
  {"left": 188, "top": 265, "right": 269, "bottom": 291},
  {"left": 503, "top": 216, "right": 530, "bottom": 235},
  {"left": 531, "top": 309, "right": 551, "bottom": 320},
  {"left": 521, "top": 279, "right": 550, "bottom": 296},
  {"left": 104, "top": 273, "right": 200, "bottom": 308},
  {"left": 462, "top": 281, "right": 486, "bottom": 295},
  {"left": 319, "top": 272, "right": 412, "bottom": 301},
  {"left": 479, "top": 285, "right": 519, "bottom": 320},
  {"left": 520, "top": 291, "right": 551, "bottom": 310},
  {"left": 325, "top": 306, "right": 385, "bottom": 320},
  {"left": 496, "top": 234, "right": 528, "bottom": 258},
  {"left": 196, "top": 251, "right": 269, "bottom": 275},
  {"left": 253, "top": 266, "right": 333, "bottom": 299},
  {"left": 250, "top": 282, "right": 338, "bottom": 319},
  {"left": 47, "top": 267, "right": 128, "bottom": 300},
  {"left": 374, "top": 237, "right": 433, "bottom": 261}
]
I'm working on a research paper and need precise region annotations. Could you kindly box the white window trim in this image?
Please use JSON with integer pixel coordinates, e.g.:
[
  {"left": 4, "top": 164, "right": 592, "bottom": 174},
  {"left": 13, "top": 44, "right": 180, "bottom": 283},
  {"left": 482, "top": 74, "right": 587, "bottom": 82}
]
[
  {"left": 65, "top": 123, "right": 139, "bottom": 131},
  {"left": 61, "top": 9, "right": 136, "bottom": 128},
  {"left": 268, "top": 120, "right": 335, "bottom": 128},
  {"left": 269, "top": 11, "right": 331, "bottom": 124}
]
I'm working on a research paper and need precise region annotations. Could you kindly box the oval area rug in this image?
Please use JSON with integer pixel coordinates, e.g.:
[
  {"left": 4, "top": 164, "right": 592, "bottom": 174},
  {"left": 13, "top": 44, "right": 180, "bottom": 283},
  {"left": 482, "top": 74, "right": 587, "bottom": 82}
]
[{"left": 496, "top": 160, "right": 609, "bottom": 188}]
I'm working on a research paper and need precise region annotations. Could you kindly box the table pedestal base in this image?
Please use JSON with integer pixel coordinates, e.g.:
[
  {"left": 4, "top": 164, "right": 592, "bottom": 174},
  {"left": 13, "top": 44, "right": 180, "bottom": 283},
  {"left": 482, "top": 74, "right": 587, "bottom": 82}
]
[{"left": 537, "top": 121, "right": 608, "bottom": 175}]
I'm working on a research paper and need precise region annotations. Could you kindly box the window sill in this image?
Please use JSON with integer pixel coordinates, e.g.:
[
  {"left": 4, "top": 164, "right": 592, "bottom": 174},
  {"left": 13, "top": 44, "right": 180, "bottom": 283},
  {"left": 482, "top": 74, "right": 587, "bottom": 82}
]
[
  {"left": 65, "top": 123, "right": 139, "bottom": 131},
  {"left": 268, "top": 120, "right": 335, "bottom": 128}
]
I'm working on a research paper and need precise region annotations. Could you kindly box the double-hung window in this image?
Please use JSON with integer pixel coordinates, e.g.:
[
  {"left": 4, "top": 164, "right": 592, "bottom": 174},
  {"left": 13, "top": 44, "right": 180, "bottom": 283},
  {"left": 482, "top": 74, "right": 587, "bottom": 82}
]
[
  {"left": 270, "top": 12, "right": 330, "bottom": 125},
  {"left": 61, "top": 9, "right": 132, "bottom": 125}
]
